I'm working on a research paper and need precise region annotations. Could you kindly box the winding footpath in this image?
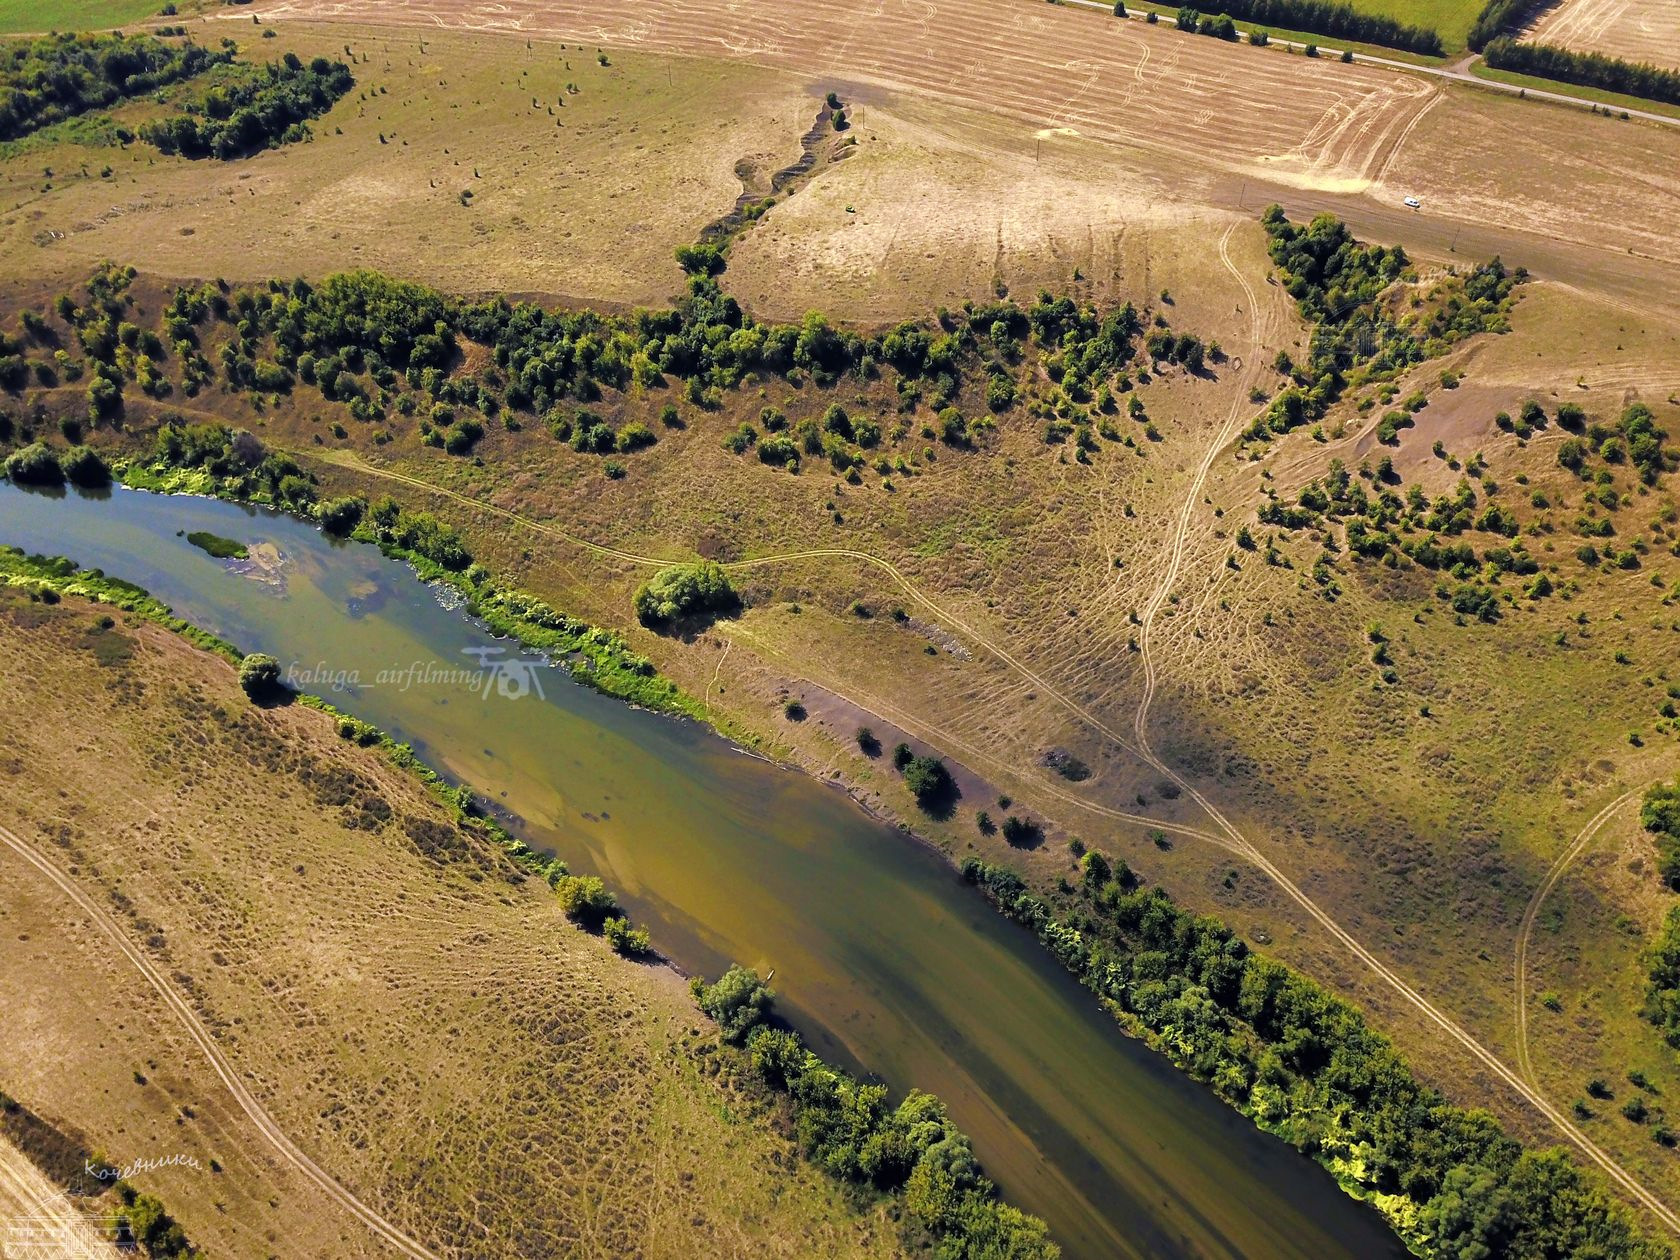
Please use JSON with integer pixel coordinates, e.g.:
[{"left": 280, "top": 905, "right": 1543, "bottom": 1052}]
[
  {"left": 0, "top": 821, "right": 438, "bottom": 1260},
  {"left": 1513, "top": 791, "right": 1640, "bottom": 1091},
  {"left": 1124, "top": 236, "right": 1680, "bottom": 1234}
]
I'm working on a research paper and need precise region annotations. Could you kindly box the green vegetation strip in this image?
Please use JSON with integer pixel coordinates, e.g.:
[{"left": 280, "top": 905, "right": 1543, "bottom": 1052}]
[
  {"left": 0, "top": 32, "right": 230, "bottom": 141},
  {"left": 961, "top": 853, "right": 1668, "bottom": 1258},
  {"left": 143, "top": 53, "right": 355, "bottom": 160},
  {"left": 1469, "top": 61, "right": 1680, "bottom": 121},
  {"left": 1644, "top": 781, "right": 1680, "bottom": 1058},
  {"left": 1171, "top": 0, "right": 1443, "bottom": 55},
  {"left": 693, "top": 966, "right": 1058, "bottom": 1257},
  {"left": 1483, "top": 38, "right": 1680, "bottom": 109}
]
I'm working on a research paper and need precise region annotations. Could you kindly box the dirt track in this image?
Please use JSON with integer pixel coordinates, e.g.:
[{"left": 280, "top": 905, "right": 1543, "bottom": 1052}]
[
  {"left": 0, "top": 1141, "right": 112, "bottom": 1260},
  {"left": 0, "top": 820, "right": 429, "bottom": 1260}
]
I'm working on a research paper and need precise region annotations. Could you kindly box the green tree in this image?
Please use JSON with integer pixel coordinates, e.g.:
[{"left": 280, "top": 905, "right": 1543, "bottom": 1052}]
[
  {"left": 691, "top": 965, "right": 773, "bottom": 1043},
  {"left": 237, "top": 652, "right": 282, "bottom": 700},
  {"left": 633, "top": 561, "right": 738, "bottom": 626},
  {"left": 552, "top": 874, "right": 618, "bottom": 927}
]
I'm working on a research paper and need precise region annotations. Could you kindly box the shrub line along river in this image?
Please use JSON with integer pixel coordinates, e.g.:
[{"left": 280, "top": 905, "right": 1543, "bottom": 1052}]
[{"left": 0, "top": 481, "right": 1409, "bottom": 1260}]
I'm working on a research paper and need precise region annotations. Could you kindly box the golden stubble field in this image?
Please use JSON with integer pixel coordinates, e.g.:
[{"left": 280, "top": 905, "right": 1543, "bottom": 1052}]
[
  {"left": 0, "top": 593, "right": 898, "bottom": 1259},
  {"left": 213, "top": 0, "right": 1680, "bottom": 313},
  {"left": 1527, "top": 0, "right": 1680, "bottom": 72}
]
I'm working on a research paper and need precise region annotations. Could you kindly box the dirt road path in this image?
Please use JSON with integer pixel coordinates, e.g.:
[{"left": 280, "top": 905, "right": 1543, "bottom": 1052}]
[
  {"left": 310, "top": 415, "right": 1680, "bottom": 1234},
  {"left": 1513, "top": 791, "right": 1640, "bottom": 1089},
  {"left": 0, "top": 822, "right": 438, "bottom": 1260}
]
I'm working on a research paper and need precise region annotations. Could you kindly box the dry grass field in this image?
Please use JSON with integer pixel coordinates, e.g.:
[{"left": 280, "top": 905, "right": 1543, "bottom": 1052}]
[
  {"left": 0, "top": 592, "right": 899, "bottom": 1258},
  {"left": 0, "top": 25, "right": 811, "bottom": 307},
  {"left": 1527, "top": 0, "right": 1680, "bottom": 72}
]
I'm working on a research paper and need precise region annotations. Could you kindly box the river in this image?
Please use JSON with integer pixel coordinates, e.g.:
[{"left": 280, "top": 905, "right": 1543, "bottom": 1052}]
[{"left": 0, "top": 481, "right": 1409, "bottom": 1260}]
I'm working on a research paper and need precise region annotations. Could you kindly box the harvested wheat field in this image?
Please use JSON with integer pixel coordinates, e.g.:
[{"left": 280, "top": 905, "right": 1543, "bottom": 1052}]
[
  {"left": 1527, "top": 0, "right": 1680, "bottom": 72},
  {"left": 214, "top": 0, "right": 1680, "bottom": 312}
]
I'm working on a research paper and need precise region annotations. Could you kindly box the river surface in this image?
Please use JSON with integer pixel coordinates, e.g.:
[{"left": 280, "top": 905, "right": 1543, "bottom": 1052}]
[{"left": 0, "top": 482, "right": 1409, "bottom": 1260}]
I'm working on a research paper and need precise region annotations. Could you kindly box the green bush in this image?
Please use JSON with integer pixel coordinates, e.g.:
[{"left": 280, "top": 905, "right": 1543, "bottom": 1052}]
[
  {"left": 602, "top": 915, "right": 652, "bottom": 956},
  {"left": 59, "top": 446, "right": 110, "bottom": 487},
  {"left": 237, "top": 652, "right": 282, "bottom": 700},
  {"left": 633, "top": 561, "right": 738, "bottom": 626},
  {"left": 552, "top": 874, "right": 618, "bottom": 927},
  {"left": 690, "top": 964, "right": 773, "bottom": 1043},
  {"left": 901, "top": 754, "right": 954, "bottom": 809},
  {"left": 4, "top": 442, "right": 64, "bottom": 485},
  {"left": 317, "top": 495, "right": 365, "bottom": 536}
]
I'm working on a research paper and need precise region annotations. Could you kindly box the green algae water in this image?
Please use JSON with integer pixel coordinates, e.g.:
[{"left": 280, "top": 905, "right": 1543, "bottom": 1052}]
[{"left": 0, "top": 482, "right": 1409, "bottom": 1260}]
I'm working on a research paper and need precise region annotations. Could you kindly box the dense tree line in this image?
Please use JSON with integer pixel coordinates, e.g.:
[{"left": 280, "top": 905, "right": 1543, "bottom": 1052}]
[
  {"left": 1180, "top": 0, "right": 1442, "bottom": 54},
  {"left": 1467, "top": 0, "right": 1551, "bottom": 51},
  {"left": 961, "top": 856, "right": 1668, "bottom": 1259},
  {"left": 142, "top": 53, "right": 353, "bottom": 159},
  {"left": 1645, "top": 783, "right": 1680, "bottom": 1048},
  {"left": 692, "top": 966, "right": 1059, "bottom": 1258},
  {"left": 0, "top": 32, "right": 230, "bottom": 141},
  {"left": 1249, "top": 206, "right": 1523, "bottom": 441},
  {"left": 1482, "top": 37, "right": 1680, "bottom": 107},
  {"left": 86, "top": 260, "right": 1176, "bottom": 482},
  {"left": 1645, "top": 780, "right": 1680, "bottom": 895}
]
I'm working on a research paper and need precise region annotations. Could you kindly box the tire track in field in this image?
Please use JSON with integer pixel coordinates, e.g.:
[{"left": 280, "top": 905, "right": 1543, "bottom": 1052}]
[
  {"left": 0, "top": 822, "right": 439, "bottom": 1260},
  {"left": 1513, "top": 791, "right": 1638, "bottom": 1090}
]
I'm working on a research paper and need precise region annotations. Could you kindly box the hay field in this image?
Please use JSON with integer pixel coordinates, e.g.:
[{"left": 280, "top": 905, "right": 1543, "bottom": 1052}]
[
  {"left": 219, "top": 1, "right": 1680, "bottom": 317},
  {"left": 250, "top": 0, "right": 1440, "bottom": 193},
  {"left": 1527, "top": 0, "right": 1680, "bottom": 72},
  {"left": 0, "top": 591, "right": 899, "bottom": 1259}
]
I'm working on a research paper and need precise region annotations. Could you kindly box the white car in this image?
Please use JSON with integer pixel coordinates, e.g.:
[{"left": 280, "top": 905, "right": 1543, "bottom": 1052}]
[{"left": 1403, "top": 196, "right": 1422, "bottom": 209}]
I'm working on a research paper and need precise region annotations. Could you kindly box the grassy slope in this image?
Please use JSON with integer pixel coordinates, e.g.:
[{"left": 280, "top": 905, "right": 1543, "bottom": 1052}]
[
  {"left": 0, "top": 587, "right": 900, "bottom": 1259},
  {"left": 0, "top": 24, "right": 810, "bottom": 307}
]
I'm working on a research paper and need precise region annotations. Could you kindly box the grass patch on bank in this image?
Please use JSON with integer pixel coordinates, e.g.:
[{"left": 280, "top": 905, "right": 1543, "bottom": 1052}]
[{"left": 184, "top": 529, "right": 247, "bottom": 559}]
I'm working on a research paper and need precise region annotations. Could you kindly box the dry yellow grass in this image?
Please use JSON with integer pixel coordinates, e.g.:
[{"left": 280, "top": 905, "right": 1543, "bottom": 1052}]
[
  {"left": 0, "top": 590, "right": 899, "bottom": 1259},
  {"left": 0, "top": 24, "right": 811, "bottom": 306}
]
